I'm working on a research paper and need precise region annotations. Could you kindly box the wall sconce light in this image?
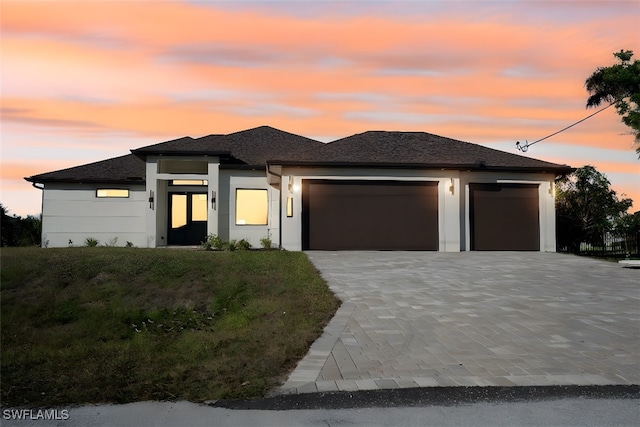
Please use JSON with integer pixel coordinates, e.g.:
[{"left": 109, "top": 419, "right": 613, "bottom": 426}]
[
  {"left": 449, "top": 178, "right": 455, "bottom": 195},
  {"left": 288, "top": 176, "right": 293, "bottom": 193},
  {"left": 211, "top": 191, "right": 217, "bottom": 210},
  {"left": 148, "top": 190, "right": 154, "bottom": 210},
  {"left": 286, "top": 197, "right": 293, "bottom": 217}
]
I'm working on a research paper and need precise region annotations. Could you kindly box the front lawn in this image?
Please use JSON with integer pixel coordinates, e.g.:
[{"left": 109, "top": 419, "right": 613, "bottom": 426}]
[{"left": 0, "top": 247, "right": 339, "bottom": 407}]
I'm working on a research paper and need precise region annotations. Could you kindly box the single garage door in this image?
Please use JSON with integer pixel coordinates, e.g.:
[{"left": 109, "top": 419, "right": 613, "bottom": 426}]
[
  {"left": 470, "top": 183, "right": 539, "bottom": 251},
  {"left": 302, "top": 180, "right": 438, "bottom": 250}
]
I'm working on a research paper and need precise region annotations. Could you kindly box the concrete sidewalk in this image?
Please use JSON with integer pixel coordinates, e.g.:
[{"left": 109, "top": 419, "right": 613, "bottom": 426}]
[{"left": 278, "top": 252, "right": 639, "bottom": 394}]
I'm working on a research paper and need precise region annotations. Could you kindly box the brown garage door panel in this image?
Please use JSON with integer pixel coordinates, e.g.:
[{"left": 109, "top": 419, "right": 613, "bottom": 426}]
[
  {"left": 303, "top": 180, "right": 438, "bottom": 250},
  {"left": 470, "top": 183, "right": 539, "bottom": 251}
]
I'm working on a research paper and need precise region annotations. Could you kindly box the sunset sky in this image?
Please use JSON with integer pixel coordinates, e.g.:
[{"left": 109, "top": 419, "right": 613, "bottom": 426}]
[{"left": 1, "top": 0, "right": 638, "bottom": 216}]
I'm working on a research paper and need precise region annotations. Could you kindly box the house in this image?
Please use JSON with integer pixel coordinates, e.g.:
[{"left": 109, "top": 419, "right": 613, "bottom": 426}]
[{"left": 25, "top": 126, "right": 573, "bottom": 251}]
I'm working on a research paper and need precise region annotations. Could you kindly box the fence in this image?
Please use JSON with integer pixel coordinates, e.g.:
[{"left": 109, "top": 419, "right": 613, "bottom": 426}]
[{"left": 570, "top": 230, "right": 640, "bottom": 258}]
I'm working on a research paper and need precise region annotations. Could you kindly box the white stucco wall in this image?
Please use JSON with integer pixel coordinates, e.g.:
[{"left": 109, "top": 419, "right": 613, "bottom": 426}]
[{"left": 41, "top": 183, "right": 147, "bottom": 248}]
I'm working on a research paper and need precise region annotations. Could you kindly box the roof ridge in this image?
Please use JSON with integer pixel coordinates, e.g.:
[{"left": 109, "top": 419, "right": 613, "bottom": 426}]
[{"left": 132, "top": 136, "right": 195, "bottom": 152}]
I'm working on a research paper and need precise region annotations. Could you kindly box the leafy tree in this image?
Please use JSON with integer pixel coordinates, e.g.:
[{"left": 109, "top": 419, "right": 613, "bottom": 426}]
[
  {"left": 585, "top": 49, "right": 640, "bottom": 154},
  {"left": 1, "top": 202, "right": 42, "bottom": 247},
  {"left": 556, "top": 166, "right": 632, "bottom": 253}
]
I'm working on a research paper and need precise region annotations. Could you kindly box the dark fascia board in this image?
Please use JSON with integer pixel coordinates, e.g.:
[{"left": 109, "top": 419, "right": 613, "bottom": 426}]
[
  {"left": 130, "top": 149, "right": 232, "bottom": 157},
  {"left": 220, "top": 164, "right": 266, "bottom": 170},
  {"left": 268, "top": 160, "right": 574, "bottom": 174},
  {"left": 24, "top": 177, "right": 146, "bottom": 185}
]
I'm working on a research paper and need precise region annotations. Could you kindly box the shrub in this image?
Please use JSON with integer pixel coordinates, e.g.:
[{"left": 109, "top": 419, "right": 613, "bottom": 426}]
[
  {"left": 225, "top": 240, "right": 238, "bottom": 251},
  {"left": 260, "top": 232, "right": 273, "bottom": 250},
  {"left": 84, "top": 237, "right": 99, "bottom": 247},
  {"left": 103, "top": 237, "right": 119, "bottom": 247},
  {"left": 202, "top": 235, "right": 246, "bottom": 251},
  {"left": 236, "top": 239, "right": 252, "bottom": 251},
  {"left": 201, "top": 234, "right": 225, "bottom": 251}
]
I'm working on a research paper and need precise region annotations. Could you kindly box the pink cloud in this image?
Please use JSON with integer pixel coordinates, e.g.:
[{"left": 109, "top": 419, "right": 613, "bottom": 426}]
[{"left": 1, "top": 0, "right": 638, "bottom": 215}]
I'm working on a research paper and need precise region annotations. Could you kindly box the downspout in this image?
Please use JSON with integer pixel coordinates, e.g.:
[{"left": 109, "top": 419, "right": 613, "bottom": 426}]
[{"left": 31, "top": 182, "right": 45, "bottom": 247}]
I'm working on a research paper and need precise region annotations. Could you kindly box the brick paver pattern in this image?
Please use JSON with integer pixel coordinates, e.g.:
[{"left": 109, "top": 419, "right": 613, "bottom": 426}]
[{"left": 278, "top": 252, "right": 639, "bottom": 394}]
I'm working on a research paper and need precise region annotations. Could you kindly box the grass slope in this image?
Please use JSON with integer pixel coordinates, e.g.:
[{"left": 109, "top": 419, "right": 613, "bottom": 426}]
[{"left": 1, "top": 248, "right": 339, "bottom": 407}]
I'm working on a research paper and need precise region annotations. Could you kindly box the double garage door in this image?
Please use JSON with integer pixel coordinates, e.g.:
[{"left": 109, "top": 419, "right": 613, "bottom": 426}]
[
  {"left": 302, "top": 180, "right": 439, "bottom": 250},
  {"left": 302, "top": 180, "right": 540, "bottom": 251}
]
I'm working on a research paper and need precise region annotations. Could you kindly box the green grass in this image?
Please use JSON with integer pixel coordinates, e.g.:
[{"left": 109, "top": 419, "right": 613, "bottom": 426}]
[{"left": 0, "top": 247, "right": 340, "bottom": 407}]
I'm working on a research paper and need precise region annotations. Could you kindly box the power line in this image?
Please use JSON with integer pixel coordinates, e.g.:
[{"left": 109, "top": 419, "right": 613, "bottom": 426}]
[{"left": 516, "top": 101, "right": 617, "bottom": 152}]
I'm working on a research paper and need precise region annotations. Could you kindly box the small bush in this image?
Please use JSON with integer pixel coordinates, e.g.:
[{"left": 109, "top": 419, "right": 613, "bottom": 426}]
[
  {"left": 84, "top": 237, "right": 99, "bottom": 247},
  {"left": 202, "top": 235, "right": 246, "bottom": 251},
  {"left": 236, "top": 239, "right": 252, "bottom": 251},
  {"left": 260, "top": 234, "right": 273, "bottom": 250},
  {"left": 103, "top": 237, "right": 119, "bottom": 247},
  {"left": 226, "top": 240, "right": 238, "bottom": 251},
  {"left": 201, "top": 234, "right": 225, "bottom": 251}
]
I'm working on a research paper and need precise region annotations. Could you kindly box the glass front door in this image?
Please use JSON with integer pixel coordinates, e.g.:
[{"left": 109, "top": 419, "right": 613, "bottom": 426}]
[{"left": 168, "top": 192, "right": 207, "bottom": 245}]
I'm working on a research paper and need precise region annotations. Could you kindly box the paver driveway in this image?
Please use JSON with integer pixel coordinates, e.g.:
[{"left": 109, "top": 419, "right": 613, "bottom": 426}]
[{"left": 279, "top": 252, "right": 639, "bottom": 394}]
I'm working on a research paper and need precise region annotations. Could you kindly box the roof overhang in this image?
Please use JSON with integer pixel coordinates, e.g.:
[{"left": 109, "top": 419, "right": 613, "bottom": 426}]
[
  {"left": 24, "top": 177, "right": 146, "bottom": 185},
  {"left": 267, "top": 160, "right": 574, "bottom": 175}
]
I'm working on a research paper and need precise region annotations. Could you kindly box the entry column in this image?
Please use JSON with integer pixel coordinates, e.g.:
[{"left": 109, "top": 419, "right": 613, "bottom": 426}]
[{"left": 207, "top": 161, "right": 220, "bottom": 237}]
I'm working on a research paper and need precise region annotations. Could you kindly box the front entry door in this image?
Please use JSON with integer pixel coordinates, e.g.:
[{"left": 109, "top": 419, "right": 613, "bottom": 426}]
[{"left": 168, "top": 192, "right": 207, "bottom": 245}]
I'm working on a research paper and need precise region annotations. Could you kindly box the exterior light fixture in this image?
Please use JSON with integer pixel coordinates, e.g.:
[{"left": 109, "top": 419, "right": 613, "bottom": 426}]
[
  {"left": 449, "top": 178, "right": 455, "bottom": 195},
  {"left": 211, "top": 191, "right": 217, "bottom": 210},
  {"left": 148, "top": 190, "right": 154, "bottom": 210}
]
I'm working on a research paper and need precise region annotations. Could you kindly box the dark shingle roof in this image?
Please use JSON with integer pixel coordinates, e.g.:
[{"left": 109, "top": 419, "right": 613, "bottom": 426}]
[
  {"left": 131, "top": 135, "right": 227, "bottom": 156},
  {"left": 132, "top": 126, "right": 325, "bottom": 164},
  {"left": 286, "top": 131, "right": 570, "bottom": 172},
  {"left": 217, "top": 126, "right": 326, "bottom": 164},
  {"left": 25, "top": 127, "right": 572, "bottom": 184},
  {"left": 25, "top": 154, "right": 145, "bottom": 184}
]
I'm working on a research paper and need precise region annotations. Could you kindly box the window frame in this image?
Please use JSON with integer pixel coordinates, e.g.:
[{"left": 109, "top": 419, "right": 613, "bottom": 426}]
[
  {"left": 235, "top": 188, "right": 269, "bottom": 226},
  {"left": 170, "top": 180, "right": 208, "bottom": 186},
  {"left": 96, "top": 188, "right": 130, "bottom": 198}
]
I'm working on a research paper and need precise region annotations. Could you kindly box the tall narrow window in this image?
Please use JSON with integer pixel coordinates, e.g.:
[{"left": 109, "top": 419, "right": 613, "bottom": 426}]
[
  {"left": 96, "top": 189, "right": 129, "bottom": 198},
  {"left": 236, "top": 189, "right": 268, "bottom": 225},
  {"left": 286, "top": 197, "right": 294, "bottom": 217}
]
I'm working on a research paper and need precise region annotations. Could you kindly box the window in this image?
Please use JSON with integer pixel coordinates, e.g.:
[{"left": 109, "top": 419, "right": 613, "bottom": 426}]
[
  {"left": 236, "top": 189, "right": 268, "bottom": 225},
  {"left": 286, "top": 197, "right": 294, "bottom": 217},
  {"left": 96, "top": 189, "right": 129, "bottom": 198},
  {"left": 171, "top": 180, "right": 208, "bottom": 186}
]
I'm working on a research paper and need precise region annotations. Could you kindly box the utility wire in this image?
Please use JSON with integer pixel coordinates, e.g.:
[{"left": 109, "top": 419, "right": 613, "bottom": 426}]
[{"left": 516, "top": 101, "right": 617, "bottom": 152}]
